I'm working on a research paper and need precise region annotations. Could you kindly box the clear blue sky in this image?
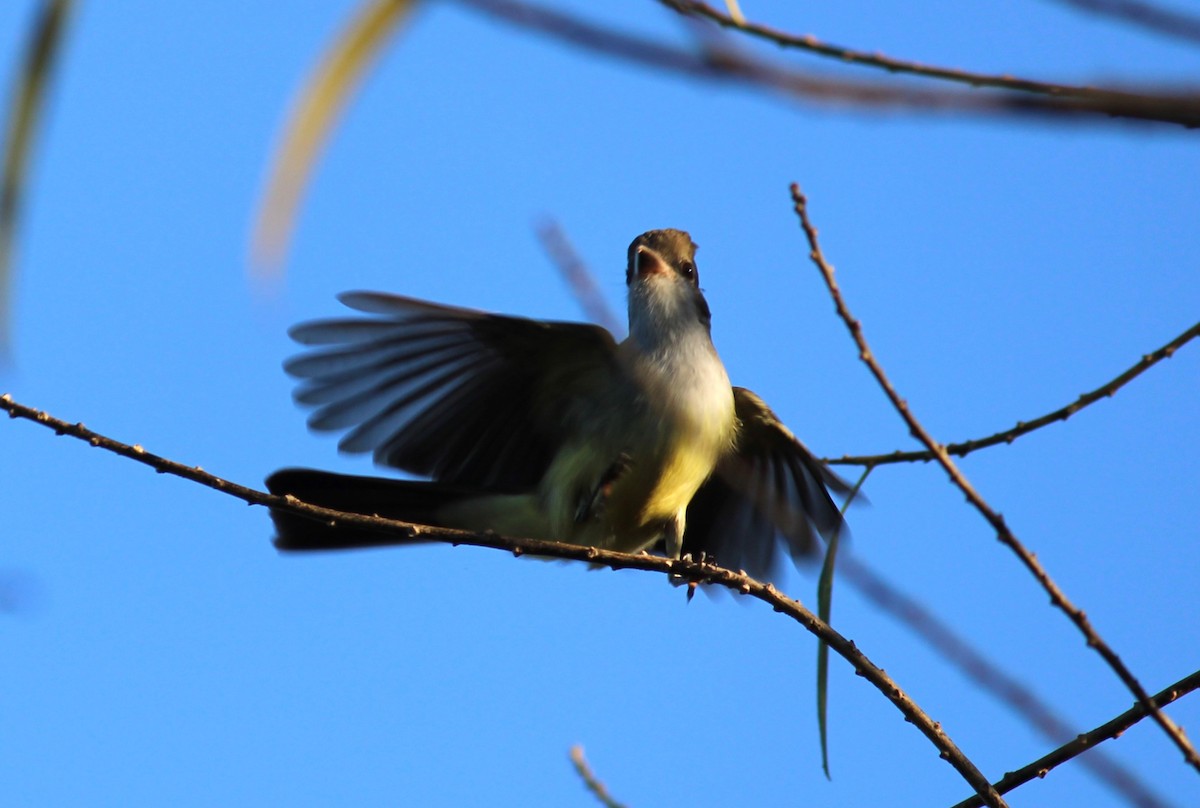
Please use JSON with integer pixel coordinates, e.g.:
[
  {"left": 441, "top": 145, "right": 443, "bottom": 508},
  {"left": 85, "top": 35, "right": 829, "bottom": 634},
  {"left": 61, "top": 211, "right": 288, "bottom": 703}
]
[{"left": 3, "top": 2, "right": 1198, "bottom": 806}]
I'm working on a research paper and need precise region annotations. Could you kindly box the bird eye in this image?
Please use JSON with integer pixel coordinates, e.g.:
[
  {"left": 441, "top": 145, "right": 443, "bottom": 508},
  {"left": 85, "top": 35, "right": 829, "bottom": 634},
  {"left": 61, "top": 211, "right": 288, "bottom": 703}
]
[{"left": 680, "top": 261, "right": 697, "bottom": 281}]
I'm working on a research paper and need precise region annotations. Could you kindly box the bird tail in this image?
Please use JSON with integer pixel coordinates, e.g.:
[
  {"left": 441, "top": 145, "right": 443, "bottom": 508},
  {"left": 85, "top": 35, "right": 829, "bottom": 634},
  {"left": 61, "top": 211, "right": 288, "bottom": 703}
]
[{"left": 265, "top": 468, "right": 482, "bottom": 551}]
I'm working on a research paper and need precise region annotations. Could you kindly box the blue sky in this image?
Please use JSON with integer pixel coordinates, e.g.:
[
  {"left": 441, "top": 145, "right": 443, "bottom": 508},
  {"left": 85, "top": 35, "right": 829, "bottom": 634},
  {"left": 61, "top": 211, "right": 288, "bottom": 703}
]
[{"left": 3, "top": 2, "right": 1199, "bottom": 806}]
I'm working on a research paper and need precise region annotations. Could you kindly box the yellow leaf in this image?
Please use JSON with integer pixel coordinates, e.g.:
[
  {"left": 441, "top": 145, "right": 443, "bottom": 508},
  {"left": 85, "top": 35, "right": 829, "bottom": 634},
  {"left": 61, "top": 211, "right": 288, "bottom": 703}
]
[
  {"left": 0, "top": 0, "right": 74, "bottom": 356},
  {"left": 252, "top": 0, "right": 416, "bottom": 272}
]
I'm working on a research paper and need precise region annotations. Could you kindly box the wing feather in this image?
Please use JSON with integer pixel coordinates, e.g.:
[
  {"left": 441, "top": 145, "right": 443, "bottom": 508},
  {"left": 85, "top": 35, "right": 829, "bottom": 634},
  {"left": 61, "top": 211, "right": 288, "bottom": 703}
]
[
  {"left": 283, "top": 291, "right": 619, "bottom": 490},
  {"left": 683, "top": 387, "right": 851, "bottom": 581}
]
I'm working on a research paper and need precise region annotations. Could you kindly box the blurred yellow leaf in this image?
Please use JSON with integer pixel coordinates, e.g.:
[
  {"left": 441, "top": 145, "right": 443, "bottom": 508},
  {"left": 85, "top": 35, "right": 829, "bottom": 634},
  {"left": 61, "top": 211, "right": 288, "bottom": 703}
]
[
  {"left": 252, "top": 0, "right": 416, "bottom": 272},
  {"left": 0, "top": 0, "right": 74, "bottom": 356}
]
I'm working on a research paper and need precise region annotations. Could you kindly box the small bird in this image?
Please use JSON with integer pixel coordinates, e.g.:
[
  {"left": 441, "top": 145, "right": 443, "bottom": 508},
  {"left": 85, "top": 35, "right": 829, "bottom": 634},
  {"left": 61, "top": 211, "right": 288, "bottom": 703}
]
[{"left": 267, "top": 229, "right": 849, "bottom": 581}]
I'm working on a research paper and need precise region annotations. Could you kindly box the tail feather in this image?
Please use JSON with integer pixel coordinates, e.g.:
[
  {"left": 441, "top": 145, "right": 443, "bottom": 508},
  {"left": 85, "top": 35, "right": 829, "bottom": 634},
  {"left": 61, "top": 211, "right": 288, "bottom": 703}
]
[{"left": 265, "top": 468, "right": 476, "bottom": 551}]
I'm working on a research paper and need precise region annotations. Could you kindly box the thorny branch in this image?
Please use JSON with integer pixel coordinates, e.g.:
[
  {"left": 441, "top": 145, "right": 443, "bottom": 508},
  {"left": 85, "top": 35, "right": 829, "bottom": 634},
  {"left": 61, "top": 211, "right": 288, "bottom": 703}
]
[
  {"left": 0, "top": 392, "right": 1008, "bottom": 807},
  {"left": 951, "top": 668, "right": 1200, "bottom": 808},
  {"left": 841, "top": 554, "right": 1174, "bottom": 808},
  {"left": 789, "top": 182, "right": 1200, "bottom": 775},
  {"left": 826, "top": 320, "right": 1200, "bottom": 467}
]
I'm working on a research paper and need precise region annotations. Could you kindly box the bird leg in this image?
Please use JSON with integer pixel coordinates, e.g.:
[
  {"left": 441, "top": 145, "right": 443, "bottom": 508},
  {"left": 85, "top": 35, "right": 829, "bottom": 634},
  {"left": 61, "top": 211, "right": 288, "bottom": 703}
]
[{"left": 575, "top": 452, "right": 633, "bottom": 524}]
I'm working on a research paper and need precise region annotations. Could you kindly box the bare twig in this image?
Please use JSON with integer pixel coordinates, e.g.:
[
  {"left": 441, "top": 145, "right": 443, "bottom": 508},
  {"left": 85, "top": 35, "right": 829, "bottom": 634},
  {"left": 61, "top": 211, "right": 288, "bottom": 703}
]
[
  {"left": 789, "top": 183, "right": 1200, "bottom": 774},
  {"left": 0, "top": 392, "right": 1006, "bottom": 807},
  {"left": 661, "top": 0, "right": 1199, "bottom": 100},
  {"left": 826, "top": 320, "right": 1200, "bottom": 467},
  {"left": 452, "top": 0, "right": 1200, "bottom": 127},
  {"left": 952, "top": 669, "right": 1200, "bottom": 808},
  {"left": 570, "top": 746, "right": 628, "bottom": 808},
  {"left": 1046, "top": 0, "right": 1200, "bottom": 46},
  {"left": 536, "top": 219, "right": 624, "bottom": 335},
  {"left": 841, "top": 553, "right": 1176, "bottom": 808}
]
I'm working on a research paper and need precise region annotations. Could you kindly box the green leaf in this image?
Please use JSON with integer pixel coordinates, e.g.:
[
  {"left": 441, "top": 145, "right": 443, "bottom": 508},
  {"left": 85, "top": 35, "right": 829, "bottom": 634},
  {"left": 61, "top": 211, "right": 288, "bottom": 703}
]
[{"left": 816, "top": 465, "right": 871, "bottom": 779}]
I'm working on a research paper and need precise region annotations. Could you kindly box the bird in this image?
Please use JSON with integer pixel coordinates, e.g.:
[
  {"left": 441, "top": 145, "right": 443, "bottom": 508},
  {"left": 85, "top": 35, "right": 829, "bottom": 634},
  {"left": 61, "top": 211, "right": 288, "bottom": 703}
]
[{"left": 266, "top": 229, "right": 850, "bottom": 581}]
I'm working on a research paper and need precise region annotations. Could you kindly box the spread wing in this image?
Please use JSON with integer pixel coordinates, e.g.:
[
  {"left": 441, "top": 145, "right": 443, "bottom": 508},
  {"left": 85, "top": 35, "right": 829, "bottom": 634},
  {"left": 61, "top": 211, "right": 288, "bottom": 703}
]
[
  {"left": 683, "top": 387, "right": 852, "bottom": 580},
  {"left": 285, "top": 291, "right": 620, "bottom": 491}
]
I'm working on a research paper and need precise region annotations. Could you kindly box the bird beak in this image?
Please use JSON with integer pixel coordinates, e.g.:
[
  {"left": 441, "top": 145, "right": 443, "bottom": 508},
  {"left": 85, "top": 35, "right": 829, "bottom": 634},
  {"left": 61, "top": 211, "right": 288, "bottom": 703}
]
[{"left": 634, "top": 247, "right": 669, "bottom": 279}]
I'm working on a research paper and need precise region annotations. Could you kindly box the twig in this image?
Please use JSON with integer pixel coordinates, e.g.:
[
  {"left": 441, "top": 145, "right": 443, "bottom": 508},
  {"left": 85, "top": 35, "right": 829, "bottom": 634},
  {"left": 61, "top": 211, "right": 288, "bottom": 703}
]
[
  {"left": 661, "top": 0, "right": 1198, "bottom": 101},
  {"left": 570, "top": 746, "right": 627, "bottom": 808},
  {"left": 951, "top": 669, "right": 1200, "bottom": 808},
  {"left": 535, "top": 219, "right": 624, "bottom": 336},
  {"left": 840, "top": 553, "right": 1176, "bottom": 808},
  {"left": 1046, "top": 0, "right": 1200, "bottom": 46},
  {"left": 788, "top": 183, "right": 1200, "bottom": 774},
  {"left": 0, "top": 392, "right": 1006, "bottom": 807},
  {"left": 826, "top": 320, "right": 1200, "bottom": 467},
  {"left": 452, "top": 0, "right": 1200, "bottom": 127}
]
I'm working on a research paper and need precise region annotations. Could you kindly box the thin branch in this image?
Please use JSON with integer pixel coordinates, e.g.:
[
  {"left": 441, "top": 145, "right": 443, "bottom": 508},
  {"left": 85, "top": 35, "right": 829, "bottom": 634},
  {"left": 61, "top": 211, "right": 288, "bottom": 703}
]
[
  {"left": 826, "top": 320, "right": 1200, "bottom": 467},
  {"left": 452, "top": 0, "right": 1200, "bottom": 127},
  {"left": 841, "top": 553, "right": 1177, "bottom": 808},
  {"left": 789, "top": 183, "right": 1200, "bottom": 774},
  {"left": 951, "top": 669, "right": 1200, "bottom": 808},
  {"left": 662, "top": 0, "right": 1197, "bottom": 101},
  {"left": 570, "top": 746, "right": 628, "bottom": 808},
  {"left": 1045, "top": 0, "right": 1200, "bottom": 46},
  {"left": 0, "top": 392, "right": 1006, "bottom": 807},
  {"left": 535, "top": 219, "right": 624, "bottom": 336}
]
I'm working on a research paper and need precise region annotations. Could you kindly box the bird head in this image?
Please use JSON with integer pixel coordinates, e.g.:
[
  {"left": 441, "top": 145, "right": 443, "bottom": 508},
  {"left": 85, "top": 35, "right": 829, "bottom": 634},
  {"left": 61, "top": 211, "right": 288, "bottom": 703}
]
[{"left": 625, "top": 229, "right": 712, "bottom": 347}]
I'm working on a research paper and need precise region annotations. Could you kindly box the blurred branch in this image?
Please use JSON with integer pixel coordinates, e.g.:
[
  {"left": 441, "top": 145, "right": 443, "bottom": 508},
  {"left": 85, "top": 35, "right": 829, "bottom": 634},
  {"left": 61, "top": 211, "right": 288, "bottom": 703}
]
[
  {"left": 840, "top": 553, "right": 1177, "bottom": 808},
  {"left": 252, "top": 0, "right": 416, "bottom": 271},
  {"left": 570, "top": 746, "right": 627, "bottom": 808},
  {"left": 0, "top": 0, "right": 74, "bottom": 355},
  {"left": 1045, "top": 0, "right": 1200, "bottom": 46},
  {"left": 952, "top": 668, "right": 1200, "bottom": 808},
  {"left": 455, "top": 0, "right": 1200, "bottom": 126},
  {"left": 789, "top": 182, "right": 1200, "bottom": 774},
  {"left": 0, "top": 568, "right": 43, "bottom": 616},
  {"left": 0, "top": 391, "right": 1007, "bottom": 807},
  {"left": 535, "top": 219, "right": 624, "bottom": 335},
  {"left": 247, "top": 0, "right": 1200, "bottom": 285},
  {"left": 663, "top": 0, "right": 1196, "bottom": 101},
  {"left": 826, "top": 319, "right": 1200, "bottom": 467}
]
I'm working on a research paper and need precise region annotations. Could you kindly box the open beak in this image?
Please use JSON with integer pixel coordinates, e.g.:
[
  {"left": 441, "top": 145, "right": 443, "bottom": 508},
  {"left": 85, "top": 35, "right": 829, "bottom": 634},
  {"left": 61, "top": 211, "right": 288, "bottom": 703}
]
[{"left": 634, "top": 247, "right": 669, "bottom": 279}]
